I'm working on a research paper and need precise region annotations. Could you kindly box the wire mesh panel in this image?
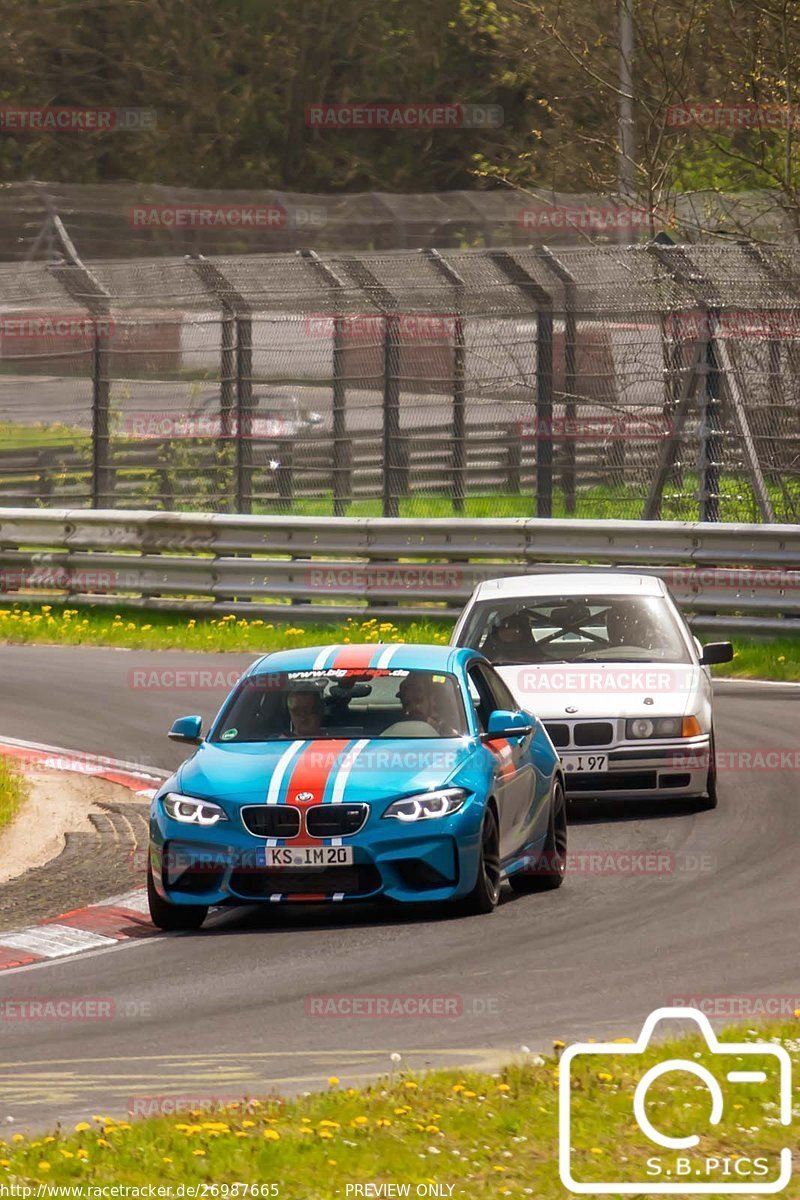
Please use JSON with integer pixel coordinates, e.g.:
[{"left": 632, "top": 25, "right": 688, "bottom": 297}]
[{"left": 0, "top": 241, "right": 798, "bottom": 521}]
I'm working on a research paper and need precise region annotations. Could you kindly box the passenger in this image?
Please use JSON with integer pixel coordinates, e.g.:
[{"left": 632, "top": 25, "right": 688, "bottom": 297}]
[
  {"left": 481, "top": 611, "right": 539, "bottom": 662},
  {"left": 287, "top": 689, "right": 325, "bottom": 738}
]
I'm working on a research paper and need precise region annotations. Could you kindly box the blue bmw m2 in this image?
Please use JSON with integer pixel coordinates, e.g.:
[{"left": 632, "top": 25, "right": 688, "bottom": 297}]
[{"left": 147, "top": 643, "right": 567, "bottom": 929}]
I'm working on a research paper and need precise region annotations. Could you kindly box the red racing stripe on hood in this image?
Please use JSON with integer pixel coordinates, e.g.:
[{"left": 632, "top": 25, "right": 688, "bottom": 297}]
[
  {"left": 331, "top": 645, "right": 377, "bottom": 670},
  {"left": 284, "top": 739, "right": 351, "bottom": 845}
]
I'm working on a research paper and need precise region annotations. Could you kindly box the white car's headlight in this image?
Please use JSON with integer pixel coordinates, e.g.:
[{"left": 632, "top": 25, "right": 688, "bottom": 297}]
[
  {"left": 626, "top": 716, "right": 701, "bottom": 739},
  {"left": 163, "top": 793, "right": 228, "bottom": 825},
  {"left": 383, "top": 788, "right": 469, "bottom": 822}
]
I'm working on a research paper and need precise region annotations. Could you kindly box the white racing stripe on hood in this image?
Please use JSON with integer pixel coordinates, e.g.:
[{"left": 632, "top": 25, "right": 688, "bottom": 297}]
[
  {"left": 374, "top": 644, "right": 400, "bottom": 669},
  {"left": 266, "top": 739, "right": 306, "bottom": 804},
  {"left": 329, "top": 737, "right": 370, "bottom": 846}
]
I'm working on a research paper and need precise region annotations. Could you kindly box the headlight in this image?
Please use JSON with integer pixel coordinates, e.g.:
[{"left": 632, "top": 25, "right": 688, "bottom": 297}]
[
  {"left": 383, "top": 788, "right": 469, "bottom": 822},
  {"left": 626, "top": 717, "right": 701, "bottom": 739},
  {"left": 162, "top": 793, "right": 228, "bottom": 826}
]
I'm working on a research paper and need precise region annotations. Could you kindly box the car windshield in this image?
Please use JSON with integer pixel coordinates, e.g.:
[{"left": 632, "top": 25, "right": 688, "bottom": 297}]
[
  {"left": 459, "top": 594, "right": 691, "bottom": 664},
  {"left": 211, "top": 667, "right": 468, "bottom": 742}
]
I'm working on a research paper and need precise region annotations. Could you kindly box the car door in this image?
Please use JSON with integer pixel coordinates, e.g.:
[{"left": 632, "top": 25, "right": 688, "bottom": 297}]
[
  {"left": 467, "top": 662, "right": 535, "bottom": 861},
  {"left": 479, "top": 662, "right": 553, "bottom": 856}
]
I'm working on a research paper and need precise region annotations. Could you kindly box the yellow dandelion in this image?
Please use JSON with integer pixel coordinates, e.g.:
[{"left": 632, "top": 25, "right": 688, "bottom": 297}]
[
  {"left": 597, "top": 1072, "right": 613, "bottom": 1082},
  {"left": 37, "top": 1163, "right": 51, "bottom": 1172},
  {"left": 318, "top": 1130, "right": 334, "bottom": 1140},
  {"left": 375, "top": 1118, "right": 392, "bottom": 1128},
  {"left": 496, "top": 1083, "right": 511, "bottom": 1092},
  {"left": 350, "top": 1116, "right": 369, "bottom": 1127},
  {"left": 462, "top": 1090, "right": 477, "bottom": 1099},
  {"left": 163, "top": 1157, "right": 173, "bottom": 1163},
  {"left": 74, "top": 1122, "right": 90, "bottom": 1132},
  {"left": 425, "top": 1124, "right": 439, "bottom": 1133},
  {"left": 97, "top": 1139, "right": 111, "bottom": 1149},
  {"left": 590, "top": 1148, "right": 604, "bottom": 1155},
  {"left": 76, "top": 1149, "right": 88, "bottom": 1160},
  {"left": 262, "top": 1129, "right": 280, "bottom": 1141},
  {"left": 403, "top": 1080, "right": 418, "bottom": 1090},
  {"left": 242, "top": 1119, "right": 255, "bottom": 1128},
  {"left": 327, "top": 1076, "right": 340, "bottom": 1086},
  {"left": 192, "top": 1149, "right": 205, "bottom": 1157},
  {"left": 59, "top": 1150, "right": 74, "bottom": 1159}
]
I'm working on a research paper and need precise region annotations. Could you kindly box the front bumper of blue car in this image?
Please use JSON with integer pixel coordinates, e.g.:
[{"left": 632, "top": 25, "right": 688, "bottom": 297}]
[{"left": 149, "top": 793, "right": 487, "bottom": 906}]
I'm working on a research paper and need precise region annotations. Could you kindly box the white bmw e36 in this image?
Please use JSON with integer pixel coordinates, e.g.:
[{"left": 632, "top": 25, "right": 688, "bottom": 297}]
[{"left": 451, "top": 572, "right": 733, "bottom": 807}]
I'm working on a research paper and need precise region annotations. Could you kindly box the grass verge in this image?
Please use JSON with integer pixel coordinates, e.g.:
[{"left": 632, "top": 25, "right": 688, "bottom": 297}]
[
  {"left": 1, "top": 1021, "right": 798, "bottom": 1196},
  {"left": 0, "top": 603, "right": 797, "bottom": 681},
  {"left": 0, "top": 755, "right": 25, "bottom": 835}
]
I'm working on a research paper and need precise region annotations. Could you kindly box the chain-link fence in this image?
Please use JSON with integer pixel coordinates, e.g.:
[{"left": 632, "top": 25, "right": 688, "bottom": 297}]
[
  {"left": 1, "top": 181, "right": 795, "bottom": 260},
  {"left": 0, "top": 231, "right": 798, "bottom": 522}
]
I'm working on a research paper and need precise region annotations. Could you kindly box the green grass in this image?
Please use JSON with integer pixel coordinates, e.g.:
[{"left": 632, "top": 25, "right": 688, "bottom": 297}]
[
  {"left": 0, "top": 755, "right": 25, "bottom": 834},
  {"left": 713, "top": 637, "right": 800, "bottom": 683},
  {"left": 1, "top": 1021, "right": 798, "bottom": 1196},
  {"left": 0, "top": 604, "right": 797, "bottom": 680}
]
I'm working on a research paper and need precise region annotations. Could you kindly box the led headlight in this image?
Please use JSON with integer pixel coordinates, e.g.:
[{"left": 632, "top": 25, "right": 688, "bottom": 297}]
[
  {"left": 626, "top": 717, "right": 686, "bottom": 739},
  {"left": 383, "top": 788, "right": 469, "bottom": 822},
  {"left": 163, "top": 793, "right": 228, "bottom": 826}
]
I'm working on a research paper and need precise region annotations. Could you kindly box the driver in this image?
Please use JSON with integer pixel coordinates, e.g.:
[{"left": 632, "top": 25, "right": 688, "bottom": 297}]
[
  {"left": 605, "top": 603, "right": 653, "bottom": 651},
  {"left": 397, "top": 674, "right": 459, "bottom": 736},
  {"left": 482, "top": 611, "right": 540, "bottom": 662},
  {"left": 287, "top": 688, "right": 325, "bottom": 739}
]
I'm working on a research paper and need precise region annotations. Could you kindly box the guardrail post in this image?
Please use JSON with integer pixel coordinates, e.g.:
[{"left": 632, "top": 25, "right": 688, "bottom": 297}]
[
  {"left": 489, "top": 251, "right": 554, "bottom": 517},
  {"left": 49, "top": 216, "right": 112, "bottom": 508},
  {"left": 344, "top": 259, "right": 403, "bottom": 518},
  {"left": 424, "top": 250, "right": 466, "bottom": 513},
  {"left": 299, "top": 251, "right": 351, "bottom": 515},
  {"left": 539, "top": 247, "right": 577, "bottom": 512}
]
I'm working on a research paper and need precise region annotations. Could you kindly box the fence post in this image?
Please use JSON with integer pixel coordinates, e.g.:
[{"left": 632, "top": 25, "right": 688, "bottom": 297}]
[
  {"left": 539, "top": 246, "right": 577, "bottom": 512},
  {"left": 700, "top": 319, "right": 722, "bottom": 522},
  {"left": 298, "top": 250, "right": 351, "bottom": 515},
  {"left": 423, "top": 250, "right": 466, "bottom": 512},
  {"left": 188, "top": 256, "right": 253, "bottom": 513},
  {"left": 49, "top": 216, "right": 112, "bottom": 508},
  {"left": 344, "top": 259, "right": 403, "bottom": 518},
  {"left": 488, "top": 251, "right": 554, "bottom": 517}
]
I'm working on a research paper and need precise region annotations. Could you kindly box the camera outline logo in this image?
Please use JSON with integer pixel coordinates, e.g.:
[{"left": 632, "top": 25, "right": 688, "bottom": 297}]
[{"left": 558, "top": 1006, "right": 793, "bottom": 1195}]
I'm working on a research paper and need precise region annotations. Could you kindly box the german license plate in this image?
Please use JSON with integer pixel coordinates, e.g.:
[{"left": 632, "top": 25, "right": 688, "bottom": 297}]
[
  {"left": 257, "top": 846, "right": 354, "bottom": 868},
  {"left": 560, "top": 753, "right": 608, "bottom": 773}
]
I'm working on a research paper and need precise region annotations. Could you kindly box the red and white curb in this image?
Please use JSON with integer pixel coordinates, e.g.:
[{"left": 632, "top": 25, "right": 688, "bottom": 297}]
[{"left": 0, "top": 735, "right": 168, "bottom": 972}]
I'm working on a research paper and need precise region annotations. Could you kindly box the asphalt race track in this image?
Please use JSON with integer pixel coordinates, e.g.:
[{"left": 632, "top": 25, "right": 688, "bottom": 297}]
[{"left": 0, "top": 645, "right": 798, "bottom": 1132}]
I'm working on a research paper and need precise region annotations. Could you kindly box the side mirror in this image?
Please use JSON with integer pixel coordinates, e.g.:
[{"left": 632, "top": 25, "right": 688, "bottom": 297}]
[
  {"left": 482, "top": 709, "right": 533, "bottom": 740},
  {"left": 168, "top": 715, "right": 203, "bottom": 745},
  {"left": 700, "top": 642, "right": 734, "bottom": 666}
]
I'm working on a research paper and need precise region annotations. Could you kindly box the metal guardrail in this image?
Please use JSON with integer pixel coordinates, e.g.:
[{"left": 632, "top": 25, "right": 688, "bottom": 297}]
[{"left": 1, "top": 508, "right": 799, "bottom": 634}]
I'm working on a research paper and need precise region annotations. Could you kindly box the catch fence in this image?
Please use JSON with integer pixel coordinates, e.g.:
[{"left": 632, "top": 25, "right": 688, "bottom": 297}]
[{"left": 0, "top": 232, "right": 798, "bottom": 523}]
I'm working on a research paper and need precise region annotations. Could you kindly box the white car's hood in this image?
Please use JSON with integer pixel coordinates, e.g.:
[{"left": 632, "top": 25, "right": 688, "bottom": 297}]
[{"left": 496, "top": 661, "right": 702, "bottom": 720}]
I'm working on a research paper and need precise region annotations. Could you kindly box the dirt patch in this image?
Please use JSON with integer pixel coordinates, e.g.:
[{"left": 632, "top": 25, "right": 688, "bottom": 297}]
[{"left": 0, "top": 767, "right": 148, "bottom": 885}]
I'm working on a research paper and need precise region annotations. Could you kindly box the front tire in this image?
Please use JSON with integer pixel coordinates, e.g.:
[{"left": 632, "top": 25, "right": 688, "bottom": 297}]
[
  {"left": 460, "top": 805, "right": 501, "bottom": 915},
  {"left": 509, "top": 780, "right": 567, "bottom": 894},
  {"left": 694, "top": 730, "right": 718, "bottom": 811},
  {"left": 147, "top": 863, "right": 208, "bottom": 931}
]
